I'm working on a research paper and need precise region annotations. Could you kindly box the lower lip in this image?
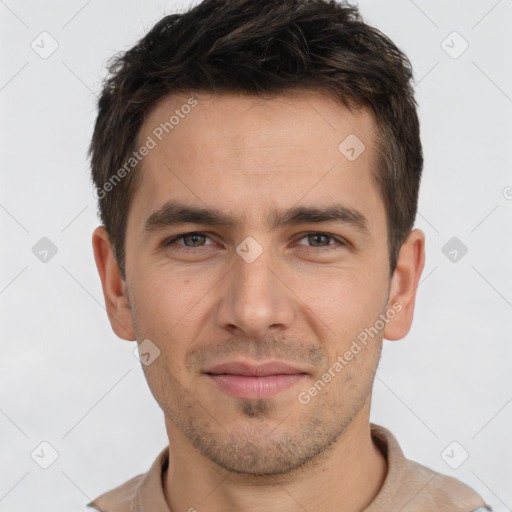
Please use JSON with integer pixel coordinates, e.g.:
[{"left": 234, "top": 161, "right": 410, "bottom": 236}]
[{"left": 206, "top": 374, "right": 306, "bottom": 399}]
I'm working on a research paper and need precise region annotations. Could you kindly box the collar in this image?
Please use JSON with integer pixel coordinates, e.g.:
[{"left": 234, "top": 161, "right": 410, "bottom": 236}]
[{"left": 87, "top": 423, "right": 488, "bottom": 511}]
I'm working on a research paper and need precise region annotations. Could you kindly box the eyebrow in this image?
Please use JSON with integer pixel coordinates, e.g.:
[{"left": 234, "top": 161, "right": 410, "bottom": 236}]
[{"left": 143, "top": 200, "right": 370, "bottom": 237}]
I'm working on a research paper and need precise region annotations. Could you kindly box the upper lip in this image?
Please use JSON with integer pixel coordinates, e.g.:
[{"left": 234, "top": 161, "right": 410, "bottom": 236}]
[{"left": 204, "top": 361, "right": 307, "bottom": 377}]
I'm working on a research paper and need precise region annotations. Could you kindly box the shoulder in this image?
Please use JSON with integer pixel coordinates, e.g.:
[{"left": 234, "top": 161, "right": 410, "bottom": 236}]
[
  {"left": 86, "top": 473, "right": 144, "bottom": 512},
  {"left": 369, "top": 424, "right": 492, "bottom": 512},
  {"left": 85, "top": 446, "right": 170, "bottom": 512},
  {"left": 401, "top": 457, "right": 491, "bottom": 511}
]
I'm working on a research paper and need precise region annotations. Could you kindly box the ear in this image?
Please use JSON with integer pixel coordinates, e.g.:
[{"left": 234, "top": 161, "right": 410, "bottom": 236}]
[
  {"left": 383, "top": 228, "right": 425, "bottom": 341},
  {"left": 92, "top": 225, "right": 136, "bottom": 341}
]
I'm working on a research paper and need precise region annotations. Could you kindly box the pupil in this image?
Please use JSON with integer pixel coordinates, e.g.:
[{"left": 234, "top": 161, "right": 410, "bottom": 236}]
[
  {"left": 312, "top": 234, "right": 327, "bottom": 246},
  {"left": 187, "top": 234, "right": 203, "bottom": 246}
]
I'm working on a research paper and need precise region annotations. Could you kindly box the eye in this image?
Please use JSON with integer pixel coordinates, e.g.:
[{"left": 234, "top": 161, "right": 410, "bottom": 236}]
[
  {"left": 162, "top": 231, "right": 346, "bottom": 252},
  {"left": 294, "top": 232, "right": 346, "bottom": 249},
  {"left": 164, "top": 232, "right": 214, "bottom": 249}
]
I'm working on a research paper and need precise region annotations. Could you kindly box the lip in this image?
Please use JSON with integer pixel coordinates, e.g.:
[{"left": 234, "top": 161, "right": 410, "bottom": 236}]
[
  {"left": 203, "top": 361, "right": 308, "bottom": 399},
  {"left": 205, "top": 361, "right": 307, "bottom": 377}
]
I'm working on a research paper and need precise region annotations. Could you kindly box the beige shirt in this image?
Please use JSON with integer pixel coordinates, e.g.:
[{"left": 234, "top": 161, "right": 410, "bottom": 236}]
[{"left": 87, "top": 423, "right": 491, "bottom": 512}]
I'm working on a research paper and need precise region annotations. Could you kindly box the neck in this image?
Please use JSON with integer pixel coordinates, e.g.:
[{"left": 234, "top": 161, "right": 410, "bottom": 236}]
[{"left": 163, "top": 407, "right": 387, "bottom": 512}]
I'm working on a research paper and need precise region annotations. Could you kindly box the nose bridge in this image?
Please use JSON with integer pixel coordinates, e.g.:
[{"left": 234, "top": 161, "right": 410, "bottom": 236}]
[{"left": 216, "top": 237, "right": 294, "bottom": 336}]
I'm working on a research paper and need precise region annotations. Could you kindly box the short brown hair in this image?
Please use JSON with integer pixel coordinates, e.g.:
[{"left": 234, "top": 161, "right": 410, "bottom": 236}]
[{"left": 89, "top": 0, "right": 422, "bottom": 281}]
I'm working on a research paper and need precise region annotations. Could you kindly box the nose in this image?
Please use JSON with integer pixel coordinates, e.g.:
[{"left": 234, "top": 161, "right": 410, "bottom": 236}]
[{"left": 214, "top": 244, "right": 295, "bottom": 338}]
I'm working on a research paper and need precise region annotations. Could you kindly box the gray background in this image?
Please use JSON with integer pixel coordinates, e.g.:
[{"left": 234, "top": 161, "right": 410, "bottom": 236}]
[{"left": 1, "top": 0, "right": 511, "bottom": 510}]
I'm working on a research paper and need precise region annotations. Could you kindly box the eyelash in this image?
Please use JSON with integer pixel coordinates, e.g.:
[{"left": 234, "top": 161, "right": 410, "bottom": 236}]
[{"left": 163, "top": 231, "right": 346, "bottom": 252}]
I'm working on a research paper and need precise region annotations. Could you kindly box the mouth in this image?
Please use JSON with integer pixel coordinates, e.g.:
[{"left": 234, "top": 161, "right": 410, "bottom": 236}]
[{"left": 203, "top": 361, "right": 308, "bottom": 399}]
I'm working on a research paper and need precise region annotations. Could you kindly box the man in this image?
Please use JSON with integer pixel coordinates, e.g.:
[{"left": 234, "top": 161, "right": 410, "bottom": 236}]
[{"left": 88, "top": 0, "right": 492, "bottom": 510}]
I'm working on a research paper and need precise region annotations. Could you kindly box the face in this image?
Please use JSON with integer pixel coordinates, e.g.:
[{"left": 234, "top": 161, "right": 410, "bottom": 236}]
[{"left": 95, "top": 90, "right": 422, "bottom": 476}]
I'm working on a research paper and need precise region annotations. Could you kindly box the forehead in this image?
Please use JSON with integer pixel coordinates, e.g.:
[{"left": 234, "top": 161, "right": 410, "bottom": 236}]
[{"left": 127, "top": 90, "right": 384, "bottom": 235}]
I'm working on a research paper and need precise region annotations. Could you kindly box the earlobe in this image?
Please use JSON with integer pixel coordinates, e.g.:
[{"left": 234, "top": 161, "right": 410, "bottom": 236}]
[
  {"left": 92, "top": 225, "right": 136, "bottom": 341},
  {"left": 383, "top": 229, "right": 426, "bottom": 341}
]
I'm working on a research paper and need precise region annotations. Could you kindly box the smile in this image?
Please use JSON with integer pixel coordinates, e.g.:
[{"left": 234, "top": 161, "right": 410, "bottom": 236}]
[
  {"left": 206, "top": 373, "right": 306, "bottom": 399},
  {"left": 203, "top": 361, "right": 308, "bottom": 399}
]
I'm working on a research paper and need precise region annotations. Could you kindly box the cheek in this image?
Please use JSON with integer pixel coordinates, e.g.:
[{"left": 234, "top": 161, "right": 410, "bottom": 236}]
[
  {"left": 296, "top": 264, "right": 383, "bottom": 326},
  {"left": 131, "top": 273, "right": 205, "bottom": 344},
  {"left": 296, "top": 268, "right": 387, "bottom": 365}
]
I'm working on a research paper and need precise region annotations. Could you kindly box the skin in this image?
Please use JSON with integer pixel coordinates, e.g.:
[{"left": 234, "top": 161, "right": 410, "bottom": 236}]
[{"left": 92, "top": 89, "right": 425, "bottom": 512}]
